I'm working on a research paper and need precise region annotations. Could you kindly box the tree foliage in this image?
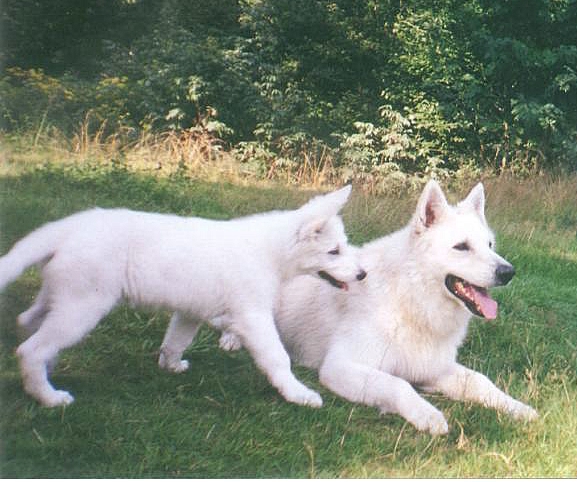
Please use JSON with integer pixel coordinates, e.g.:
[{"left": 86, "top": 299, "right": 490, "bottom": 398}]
[{"left": 1, "top": 0, "right": 576, "bottom": 173}]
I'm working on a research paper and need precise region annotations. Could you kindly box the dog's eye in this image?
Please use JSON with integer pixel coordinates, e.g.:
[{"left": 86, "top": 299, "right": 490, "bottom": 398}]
[
  {"left": 453, "top": 242, "right": 470, "bottom": 251},
  {"left": 328, "top": 247, "right": 340, "bottom": 255}
]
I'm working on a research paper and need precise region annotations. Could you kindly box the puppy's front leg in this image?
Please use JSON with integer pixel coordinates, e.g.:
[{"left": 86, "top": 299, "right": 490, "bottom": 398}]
[
  {"left": 233, "top": 311, "right": 322, "bottom": 408},
  {"left": 430, "top": 363, "right": 538, "bottom": 421},
  {"left": 159, "top": 311, "right": 201, "bottom": 373},
  {"left": 319, "top": 355, "right": 448, "bottom": 435}
]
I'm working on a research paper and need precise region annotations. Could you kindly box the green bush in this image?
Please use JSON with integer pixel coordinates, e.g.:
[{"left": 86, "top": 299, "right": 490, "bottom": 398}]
[
  {"left": 0, "top": 68, "right": 78, "bottom": 134},
  {"left": 1, "top": 0, "right": 576, "bottom": 173}
]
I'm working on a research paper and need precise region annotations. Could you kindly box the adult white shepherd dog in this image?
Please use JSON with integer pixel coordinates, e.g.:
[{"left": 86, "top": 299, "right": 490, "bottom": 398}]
[
  {"left": 0, "top": 185, "right": 366, "bottom": 408},
  {"left": 264, "top": 180, "right": 537, "bottom": 434}
]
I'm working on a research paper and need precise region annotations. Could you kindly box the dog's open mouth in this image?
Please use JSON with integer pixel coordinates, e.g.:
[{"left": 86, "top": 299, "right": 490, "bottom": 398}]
[
  {"left": 318, "top": 271, "right": 349, "bottom": 291},
  {"left": 445, "top": 275, "right": 497, "bottom": 319}
]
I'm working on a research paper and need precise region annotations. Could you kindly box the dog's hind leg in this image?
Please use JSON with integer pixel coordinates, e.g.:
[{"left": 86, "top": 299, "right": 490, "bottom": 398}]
[
  {"left": 17, "top": 286, "right": 61, "bottom": 373},
  {"left": 159, "top": 311, "right": 200, "bottom": 373},
  {"left": 17, "top": 285, "right": 50, "bottom": 337},
  {"left": 231, "top": 311, "right": 322, "bottom": 408},
  {"left": 16, "top": 293, "right": 116, "bottom": 407}
]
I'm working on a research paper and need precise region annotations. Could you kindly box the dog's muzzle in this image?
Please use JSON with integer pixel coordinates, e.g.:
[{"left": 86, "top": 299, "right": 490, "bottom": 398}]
[
  {"left": 318, "top": 269, "right": 366, "bottom": 290},
  {"left": 318, "top": 271, "right": 349, "bottom": 290},
  {"left": 445, "top": 263, "right": 515, "bottom": 320},
  {"left": 495, "top": 263, "right": 515, "bottom": 286},
  {"left": 445, "top": 275, "right": 497, "bottom": 319}
]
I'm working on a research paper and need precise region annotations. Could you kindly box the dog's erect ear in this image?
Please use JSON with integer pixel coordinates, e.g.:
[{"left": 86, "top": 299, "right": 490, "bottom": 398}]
[
  {"left": 460, "top": 182, "right": 486, "bottom": 220},
  {"left": 415, "top": 179, "right": 448, "bottom": 229},
  {"left": 296, "top": 185, "right": 351, "bottom": 241},
  {"left": 300, "top": 184, "right": 352, "bottom": 218},
  {"left": 297, "top": 216, "right": 329, "bottom": 242}
]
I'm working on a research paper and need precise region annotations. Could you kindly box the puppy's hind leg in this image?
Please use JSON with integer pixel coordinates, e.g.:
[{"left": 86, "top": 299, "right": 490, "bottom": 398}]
[
  {"left": 233, "top": 311, "right": 322, "bottom": 408},
  {"left": 159, "top": 312, "right": 201, "bottom": 373},
  {"left": 17, "top": 285, "right": 50, "bottom": 337},
  {"left": 16, "top": 294, "right": 116, "bottom": 407}
]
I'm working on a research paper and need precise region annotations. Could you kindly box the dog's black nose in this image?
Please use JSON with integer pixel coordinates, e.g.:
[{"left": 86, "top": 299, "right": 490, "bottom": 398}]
[
  {"left": 356, "top": 269, "right": 367, "bottom": 281},
  {"left": 495, "top": 263, "right": 515, "bottom": 285}
]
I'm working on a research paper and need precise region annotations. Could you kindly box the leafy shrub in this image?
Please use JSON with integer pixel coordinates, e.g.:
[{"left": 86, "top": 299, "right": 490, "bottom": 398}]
[
  {"left": 1, "top": 0, "right": 576, "bottom": 175},
  {"left": 0, "top": 68, "right": 77, "bottom": 134}
]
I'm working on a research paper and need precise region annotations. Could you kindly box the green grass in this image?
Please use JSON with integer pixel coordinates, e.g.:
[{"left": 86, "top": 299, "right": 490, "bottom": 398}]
[{"left": 1, "top": 159, "right": 577, "bottom": 477}]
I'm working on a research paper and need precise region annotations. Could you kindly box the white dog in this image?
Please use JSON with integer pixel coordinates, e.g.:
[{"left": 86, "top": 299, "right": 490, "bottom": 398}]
[
  {"left": 222, "top": 180, "right": 538, "bottom": 435},
  {"left": 0, "top": 186, "right": 366, "bottom": 408}
]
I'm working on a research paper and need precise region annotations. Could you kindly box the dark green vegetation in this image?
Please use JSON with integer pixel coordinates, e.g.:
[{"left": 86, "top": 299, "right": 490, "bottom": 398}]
[
  {"left": 1, "top": 0, "right": 576, "bottom": 178},
  {"left": 1, "top": 162, "right": 576, "bottom": 477}
]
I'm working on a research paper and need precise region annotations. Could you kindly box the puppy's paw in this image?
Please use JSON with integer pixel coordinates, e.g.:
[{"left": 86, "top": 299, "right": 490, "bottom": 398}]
[
  {"left": 158, "top": 352, "right": 190, "bottom": 373},
  {"left": 42, "top": 390, "right": 75, "bottom": 407},
  {"left": 280, "top": 383, "right": 323, "bottom": 408},
  {"left": 171, "top": 360, "right": 190, "bottom": 373},
  {"left": 219, "top": 331, "right": 242, "bottom": 352}
]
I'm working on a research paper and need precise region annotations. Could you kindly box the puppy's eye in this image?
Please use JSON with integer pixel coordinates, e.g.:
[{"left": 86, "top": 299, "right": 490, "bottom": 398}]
[
  {"left": 328, "top": 247, "right": 340, "bottom": 255},
  {"left": 489, "top": 241, "right": 494, "bottom": 249},
  {"left": 453, "top": 242, "right": 470, "bottom": 251}
]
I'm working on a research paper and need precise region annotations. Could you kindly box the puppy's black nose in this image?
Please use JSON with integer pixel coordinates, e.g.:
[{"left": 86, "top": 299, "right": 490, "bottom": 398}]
[
  {"left": 356, "top": 269, "right": 367, "bottom": 281},
  {"left": 495, "top": 264, "right": 515, "bottom": 285}
]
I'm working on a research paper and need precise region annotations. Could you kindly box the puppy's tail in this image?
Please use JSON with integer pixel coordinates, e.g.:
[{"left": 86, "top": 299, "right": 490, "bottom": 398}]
[{"left": 0, "top": 219, "right": 66, "bottom": 291}]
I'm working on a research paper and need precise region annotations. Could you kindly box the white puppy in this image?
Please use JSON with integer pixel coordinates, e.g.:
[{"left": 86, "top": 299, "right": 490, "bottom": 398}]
[{"left": 0, "top": 186, "right": 366, "bottom": 408}]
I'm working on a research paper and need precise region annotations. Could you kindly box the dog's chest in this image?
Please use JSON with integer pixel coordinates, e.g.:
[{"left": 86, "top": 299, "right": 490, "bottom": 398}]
[{"left": 375, "top": 321, "right": 459, "bottom": 385}]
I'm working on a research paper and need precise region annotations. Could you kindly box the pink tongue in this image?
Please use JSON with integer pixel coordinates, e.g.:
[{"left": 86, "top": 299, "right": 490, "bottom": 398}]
[{"left": 474, "top": 288, "right": 498, "bottom": 320}]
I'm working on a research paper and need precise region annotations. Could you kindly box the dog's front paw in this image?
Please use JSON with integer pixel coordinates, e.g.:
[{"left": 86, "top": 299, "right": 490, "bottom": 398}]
[
  {"left": 405, "top": 403, "right": 449, "bottom": 435},
  {"left": 508, "top": 400, "right": 538, "bottom": 421},
  {"left": 42, "top": 390, "right": 75, "bottom": 407},
  {"left": 158, "top": 352, "right": 190, "bottom": 373},
  {"left": 171, "top": 360, "right": 190, "bottom": 373},
  {"left": 219, "top": 331, "right": 242, "bottom": 351},
  {"left": 280, "top": 383, "right": 323, "bottom": 408}
]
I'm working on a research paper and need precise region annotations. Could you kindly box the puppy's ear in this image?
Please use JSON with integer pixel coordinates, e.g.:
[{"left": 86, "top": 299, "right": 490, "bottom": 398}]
[
  {"left": 297, "top": 216, "right": 328, "bottom": 242},
  {"left": 460, "top": 182, "right": 486, "bottom": 221},
  {"left": 300, "top": 185, "right": 352, "bottom": 218},
  {"left": 325, "top": 184, "right": 352, "bottom": 211},
  {"left": 415, "top": 179, "right": 448, "bottom": 230}
]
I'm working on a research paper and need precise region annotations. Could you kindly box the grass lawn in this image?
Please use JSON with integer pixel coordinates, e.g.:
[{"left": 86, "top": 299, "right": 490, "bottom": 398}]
[{"left": 1, "top": 158, "right": 576, "bottom": 477}]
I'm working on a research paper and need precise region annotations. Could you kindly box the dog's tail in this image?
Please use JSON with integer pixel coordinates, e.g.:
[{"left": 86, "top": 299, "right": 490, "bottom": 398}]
[{"left": 0, "top": 218, "right": 67, "bottom": 291}]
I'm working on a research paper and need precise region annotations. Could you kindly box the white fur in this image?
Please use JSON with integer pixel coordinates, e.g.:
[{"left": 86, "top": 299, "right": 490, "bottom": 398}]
[
  {"left": 228, "top": 180, "right": 538, "bottom": 435},
  {"left": 0, "top": 186, "right": 366, "bottom": 407}
]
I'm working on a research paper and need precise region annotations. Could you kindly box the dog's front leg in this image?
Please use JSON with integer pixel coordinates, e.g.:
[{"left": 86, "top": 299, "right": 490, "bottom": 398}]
[
  {"left": 319, "top": 355, "right": 448, "bottom": 435},
  {"left": 233, "top": 311, "right": 322, "bottom": 408},
  {"left": 430, "top": 363, "right": 538, "bottom": 421},
  {"left": 159, "top": 311, "right": 201, "bottom": 373}
]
